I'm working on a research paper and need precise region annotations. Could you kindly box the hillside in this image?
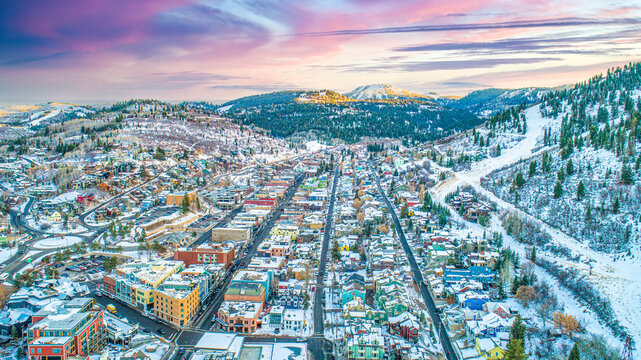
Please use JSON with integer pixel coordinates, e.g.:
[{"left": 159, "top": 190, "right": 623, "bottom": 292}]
[
  {"left": 217, "top": 88, "right": 479, "bottom": 143},
  {"left": 438, "top": 87, "right": 549, "bottom": 117},
  {"left": 344, "top": 84, "right": 433, "bottom": 101}
]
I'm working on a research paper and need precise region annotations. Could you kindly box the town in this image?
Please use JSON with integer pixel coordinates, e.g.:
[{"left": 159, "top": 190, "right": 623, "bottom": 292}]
[{"left": 1, "top": 108, "right": 618, "bottom": 360}]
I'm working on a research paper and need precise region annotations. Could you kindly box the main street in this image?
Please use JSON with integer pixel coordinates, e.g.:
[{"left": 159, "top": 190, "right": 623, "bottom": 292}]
[
  {"left": 175, "top": 174, "right": 305, "bottom": 345},
  {"left": 309, "top": 162, "right": 340, "bottom": 360},
  {"left": 372, "top": 164, "right": 460, "bottom": 360}
]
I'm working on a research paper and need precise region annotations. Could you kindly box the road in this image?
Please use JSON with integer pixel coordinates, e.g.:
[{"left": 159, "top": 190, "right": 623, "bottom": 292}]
[
  {"left": 372, "top": 165, "right": 460, "bottom": 360},
  {"left": 309, "top": 162, "right": 340, "bottom": 360},
  {"left": 78, "top": 165, "right": 177, "bottom": 229},
  {"left": 166, "top": 173, "right": 304, "bottom": 349}
]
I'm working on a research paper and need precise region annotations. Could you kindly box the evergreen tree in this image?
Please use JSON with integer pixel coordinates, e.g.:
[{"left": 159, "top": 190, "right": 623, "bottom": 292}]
[
  {"left": 568, "top": 343, "right": 580, "bottom": 360},
  {"left": 553, "top": 181, "right": 563, "bottom": 198},
  {"left": 585, "top": 205, "right": 591, "bottom": 221},
  {"left": 621, "top": 164, "right": 634, "bottom": 185},
  {"left": 528, "top": 161, "right": 536, "bottom": 177},
  {"left": 510, "top": 315, "right": 526, "bottom": 344},
  {"left": 182, "top": 195, "right": 190, "bottom": 213},
  {"left": 576, "top": 181, "right": 585, "bottom": 200},
  {"left": 566, "top": 159, "right": 574, "bottom": 175},
  {"left": 613, "top": 196, "right": 620, "bottom": 214},
  {"left": 515, "top": 172, "right": 525, "bottom": 188},
  {"left": 504, "top": 339, "right": 528, "bottom": 360}
]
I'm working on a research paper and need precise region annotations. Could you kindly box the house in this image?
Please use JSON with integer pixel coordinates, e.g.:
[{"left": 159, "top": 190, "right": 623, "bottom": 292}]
[
  {"left": 457, "top": 291, "right": 490, "bottom": 311},
  {"left": 387, "top": 312, "right": 421, "bottom": 341},
  {"left": 344, "top": 332, "right": 385, "bottom": 360},
  {"left": 342, "top": 282, "right": 366, "bottom": 306},
  {"left": 475, "top": 337, "right": 505, "bottom": 360},
  {"left": 282, "top": 309, "right": 306, "bottom": 332},
  {"left": 46, "top": 211, "right": 62, "bottom": 223}
]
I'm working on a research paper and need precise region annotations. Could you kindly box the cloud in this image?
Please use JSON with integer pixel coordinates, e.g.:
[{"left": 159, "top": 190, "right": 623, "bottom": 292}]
[
  {"left": 439, "top": 81, "right": 491, "bottom": 88},
  {"left": 294, "top": 17, "right": 641, "bottom": 37},
  {"left": 210, "top": 84, "right": 302, "bottom": 92},
  {"left": 312, "top": 57, "right": 560, "bottom": 72},
  {"left": 393, "top": 29, "right": 641, "bottom": 53}
]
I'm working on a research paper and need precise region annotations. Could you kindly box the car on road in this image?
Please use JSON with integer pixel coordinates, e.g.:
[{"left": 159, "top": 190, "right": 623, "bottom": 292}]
[
  {"left": 95, "top": 291, "right": 102, "bottom": 297},
  {"left": 296, "top": 337, "right": 306, "bottom": 342},
  {"left": 25, "top": 258, "right": 32, "bottom": 263},
  {"left": 179, "top": 347, "right": 185, "bottom": 354},
  {"left": 156, "top": 328, "right": 166, "bottom": 335},
  {"left": 106, "top": 304, "right": 117, "bottom": 314}
]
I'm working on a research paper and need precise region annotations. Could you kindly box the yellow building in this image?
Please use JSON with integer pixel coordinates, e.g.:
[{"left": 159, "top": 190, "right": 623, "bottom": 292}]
[
  {"left": 153, "top": 283, "right": 200, "bottom": 327},
  {"left": 475, "top": 337, "right": 505, "bottom": 360},
  {"left": 166, "top": 191, "right": 198, "bottom": 207}
]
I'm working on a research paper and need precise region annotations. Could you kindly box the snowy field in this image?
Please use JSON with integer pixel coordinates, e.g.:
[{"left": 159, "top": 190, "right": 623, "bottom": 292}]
[{"left": 33, "top": 236, "right": 83, "bottom": 249}]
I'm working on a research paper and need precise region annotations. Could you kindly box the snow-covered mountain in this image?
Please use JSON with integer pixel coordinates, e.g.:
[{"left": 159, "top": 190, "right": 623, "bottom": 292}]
[
  {"left": 344, "top": 84, "right": 432, "bottom": 101},
  {"left": 437, "top": 87, "right": 550, "bottom": 117},
  {"left": 0, "top": 102, "right": 95, "bottom": 127}
]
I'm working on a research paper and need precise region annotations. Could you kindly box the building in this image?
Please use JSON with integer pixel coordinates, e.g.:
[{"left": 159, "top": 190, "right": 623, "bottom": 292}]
[
  {"left": 224, "top": 282, "right": 266, "bottom": 303},
  {"left": 153, "top": 281, "right": 200, "bottom": 327},
  {"left": 211, "top": 227, "right": 251, "bottom": 243},
  {"left": 103, "top": 259, "right": 184, "bottom": 312},
  {"left": 345, "top": 332, "right": 385, "bottom": 360},
  {"left": 166, "top": 191, "right": 198, "bottom": 207},
  {"left": 282, "top": 309, "right": 306, "bottom": 332},
  {"left": 174, "top": 243, "right": 235, "bottom": 268},
  {"left": 26, "top": 299, "right": 106, "bottom": 360},
  {"left": 216, "top": 301, "right": 263, "bottom": 333}
]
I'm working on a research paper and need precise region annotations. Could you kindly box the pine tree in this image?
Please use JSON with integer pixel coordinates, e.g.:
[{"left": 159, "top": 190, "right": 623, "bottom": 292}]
[
  {"left": 585, "top": 205, "right": 591, "bottom": 221},
  {"left": 621, "top": 164, "right": 634, "bottom": 185},
  {"left": 510, "top": 315, "right": 525, "bottom": 344},
  {"left": 182, "top": 195, "right": 190, "bottom": 213},
  {"left": 576, "top": 181, "right": 585, "bottom": 200},
  {"left": 553, "top": 181, "right": 563, "bottom": 198},
  {"left": 515, "top": 172, "right": 525, "bottom": 188},
  {"left": 566, "top": 159, "right": 574, "bottom": 175},
  {"left": 568, "top": 343, "right": 580, "bottom": 360},
  {"left": 504, "top": 339, "right": 528, "bottom": 360},
  {"left": 528, "top": 161, "right": 536, "bottom": 177},
  {"left": 613, "top": 196, "right": 620, "bottom": 214}
]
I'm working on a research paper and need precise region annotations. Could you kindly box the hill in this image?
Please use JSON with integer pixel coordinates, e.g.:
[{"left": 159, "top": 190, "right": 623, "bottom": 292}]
[
  {"left": 344, "top": 84, "right": 433, "bottom": 101},
  {"left": 437, "top": 87, "right": 549, "bottom": 117},
  {"left": 216, "top": 89, "right": 479, "bottom": 143}
]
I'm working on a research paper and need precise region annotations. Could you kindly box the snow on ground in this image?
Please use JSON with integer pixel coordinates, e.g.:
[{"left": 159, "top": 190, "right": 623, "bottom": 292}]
[
  {"left": 427, "top": 103, "right": 635, "bottom": 354},
  {"left": 305, "top": 140, "right": 327, "bottom": 152},
  {"left": 33, "top": 236, "right": 83, "bottom": 249},
  {"left": 0, "top": 247, "right": 15, "bottom": 264}
]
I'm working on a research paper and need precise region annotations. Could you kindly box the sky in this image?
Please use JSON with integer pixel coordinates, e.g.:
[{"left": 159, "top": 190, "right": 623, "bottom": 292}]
[{"left": 1, "top": 0, "right": 641, "bottom": 105}]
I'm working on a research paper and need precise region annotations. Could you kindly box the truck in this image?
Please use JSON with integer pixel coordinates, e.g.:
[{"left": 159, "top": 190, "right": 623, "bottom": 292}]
[{"left": 106, "top": 304, "right": 117, "bottom": 314}]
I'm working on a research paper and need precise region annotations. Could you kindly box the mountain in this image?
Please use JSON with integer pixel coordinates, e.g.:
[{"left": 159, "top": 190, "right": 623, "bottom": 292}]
[
  {"left": 216, "top": 88, "right": 479, "bottom": 143},
  {"left": 437, "top": 87, "right": 549, "bottom": 117},
  {"left": 345, "top": 84, "right": 433, "bottom": 101},
  {"left": 0, "top": 102, "right": 95, "bottom": 128}
]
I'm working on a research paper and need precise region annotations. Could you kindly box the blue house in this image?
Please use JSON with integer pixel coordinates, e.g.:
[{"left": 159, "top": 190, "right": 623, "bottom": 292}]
[
  {"left": 457, "top": 291, "right": 489, "bottom": 311},
  {"left": 341, "top": 283, "right": 366, "bottom": 305}
]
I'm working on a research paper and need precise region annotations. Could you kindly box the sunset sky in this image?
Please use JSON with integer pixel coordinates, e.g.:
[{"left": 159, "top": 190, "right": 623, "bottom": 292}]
[{"left": 1, "top": 0, "right": 641, "bottom": 104}]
